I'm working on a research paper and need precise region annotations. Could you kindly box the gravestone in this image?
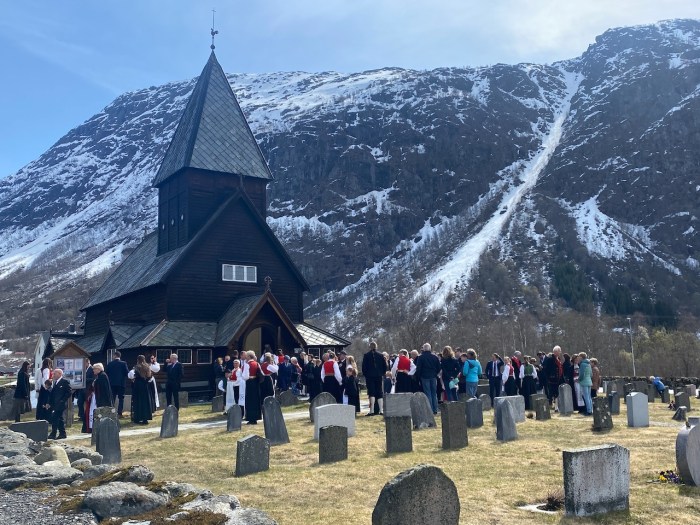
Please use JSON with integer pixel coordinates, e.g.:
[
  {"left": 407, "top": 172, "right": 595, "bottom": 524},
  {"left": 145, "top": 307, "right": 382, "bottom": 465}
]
[
  {"left": 687, "top": 384, "right": 698, "bottom": 398},
  {"left": 607, "top": 391, "right": 620, "bottom": 415},
  {"left": 277, "top": 390, "right": 299, "bottom": 407},
  {"left": 632, "top": 380, "right": 647, "bottom": 394},
  {"left": 493, "top": 396, "right": 525, "bottom": 424},
  {"left": 372, "top": 464, "right": 460, "bottom": 525},
  {"left": 479, "top": 393, "right": 491, "bottom": 410},
  {"left": 309, "top": 392, "right": 336, "bottom": 423},
  {"left": 95, "top": 418, "right": 121, "bottom": 464},
  {"left": 319, "top": 425, "right": 348, "bottom": 464},
  {"left": 385, "top": 416, "right": 412, "bottom": 453},
  {"left": 529, "top": 393, "right": 546, "bottom": 411},
  {"left": 0, "top": 387, "right": 15, "bottom": 420},
  {"left": 476, "top": 383, "right": 490, "bottom": 398},
  {"left": 558, "top": 384, "right": 574, "bottom": 415},
  {"left": 123, "top": 395, "right": 132, "bottom": 413},
  {"left": 158, "top": 392, "right": 166, "bottom": 408},
  {"left": 592, "top": 397, "right": 613, "bottom": 431},
  {"left": 646, "top": 384, "right": 656, "bottom": 402},
  {"left": 495, "top": 399, "right": 518, "bottom": 442},
  {"left": 211, "top": 395, "right": 224, "bottom": 413},
  {"left": 383, "top": 393, "right": 413, "bottom": 418},
  {"left": 235, "top": 435, "right": 270, "bottom": 477},
  {"left": 159, "top": 406, "right": 178, "bottom": 438},
  {"left": 623, "top": 383, "right": 633, "bottom": 404},
  {"left": 65, "top": 400, "right": 74, "bottom": 428},
  {"left": 672, "top": 407, "right": 687, "bottom": 421},
  {"left": 534, "top": 397, "right": 551, "bottom": 421},
  {"left": 91, "top": 406, "right": 119, "bottom": 446},
  {"left": 606, "top": 379, "right": 625, "bottom": 396},
  {"left": 227, "top": 406, "right": 242, "bottom": 432},
  {"left": 314, "top": 404, "right": 356, "bottom": 440},
  {"left": 9, "top": 420, "right": 49, "bottom": 442},
  {"left": 563, "top": 444, "right": 629, "bottom": 516},
  {"left": 661, "top": 389, "right": 670, "bottom": 404},
  {"left": 262, "top": 397, "right": 289, "bottom": 446},
  {"left": 626, "top": 392, "right": 649, "bottom": 427},
  {"left": 676, "top": 424, "right": 700, "bottom": 486},
  {"left": 178, "top": 391, "right": 189, "bottom": 408},
  {"left": 441, "top": 402, "right": 468, "bottom": 450},
  {"left": 676, "top": 392, "right": 691, "bottom": 412},
  {"left": 465, "top": 398, "right": 483, "bottom": 428},
  {"left": 410, "top": 392, "right": 436, "bottom": 429},
  {"left": 688, "top": 416, "right": 700, "bottom": 427}
]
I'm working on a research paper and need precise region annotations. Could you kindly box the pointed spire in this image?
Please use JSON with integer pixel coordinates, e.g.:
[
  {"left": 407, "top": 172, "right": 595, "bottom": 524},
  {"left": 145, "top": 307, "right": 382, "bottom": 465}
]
[{"left": 210, "top": 9, "right": 218, "bottom": 51}]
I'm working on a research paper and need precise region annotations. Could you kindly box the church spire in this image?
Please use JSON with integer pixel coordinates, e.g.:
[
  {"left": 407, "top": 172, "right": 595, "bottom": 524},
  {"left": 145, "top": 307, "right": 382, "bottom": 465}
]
[{"left": 210, "top": 9, "right": 218, "bottom": 51}]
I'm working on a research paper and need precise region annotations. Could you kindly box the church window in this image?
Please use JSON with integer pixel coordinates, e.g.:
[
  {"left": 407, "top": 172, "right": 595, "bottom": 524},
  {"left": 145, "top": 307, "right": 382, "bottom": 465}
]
[
  {"left": 156, "top": 349, "right": 170, "bottom": 364},
  {"left": 177, "top": 348, "right": 192, "bottom": 364},
  {"left": 222, "top": 264, "right": 257, "bottom": 283},
  {"left": 197, "top": 349, "right": 212, "bottom": 364}
]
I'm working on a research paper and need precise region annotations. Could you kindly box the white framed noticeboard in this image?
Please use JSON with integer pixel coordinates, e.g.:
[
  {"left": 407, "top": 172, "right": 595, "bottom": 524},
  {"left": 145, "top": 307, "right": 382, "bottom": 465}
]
[{"left": 55, "top": 356, "right": 86, "bottom": 389}]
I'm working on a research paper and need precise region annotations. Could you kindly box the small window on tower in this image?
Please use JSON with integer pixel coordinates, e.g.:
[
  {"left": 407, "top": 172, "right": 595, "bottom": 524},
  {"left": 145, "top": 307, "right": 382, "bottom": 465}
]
[{"left": 222, "top": 264, "right": 257, "bottom": 283}]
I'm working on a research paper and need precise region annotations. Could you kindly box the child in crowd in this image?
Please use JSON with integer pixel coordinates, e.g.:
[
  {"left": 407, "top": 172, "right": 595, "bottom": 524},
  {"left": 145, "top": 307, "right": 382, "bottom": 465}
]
[{"left": 343, "top": 366, "right": 360, "bottom": 414}]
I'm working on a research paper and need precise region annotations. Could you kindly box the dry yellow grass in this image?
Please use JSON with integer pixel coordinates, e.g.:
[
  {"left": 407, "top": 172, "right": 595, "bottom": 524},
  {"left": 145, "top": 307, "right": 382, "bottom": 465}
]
[{"left": 63, "top": 400, "right": 700, "bottom": 525}]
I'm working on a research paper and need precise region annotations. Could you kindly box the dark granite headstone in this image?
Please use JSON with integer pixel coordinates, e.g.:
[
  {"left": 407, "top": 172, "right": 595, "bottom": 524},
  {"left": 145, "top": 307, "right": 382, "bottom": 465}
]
[
  {"left": 372, "top": 465, "right": 460, "bottom": 525},
  {"left": 676, "top": 392, "right": 692, "bottom": 412},
  {"left": 385, "top": 416, "right": 412, "bottom": 453},
  {"left": 227, "top": 406, "right": 242, "bottom": 432},
  {"left": 9, "top": 420, "right": 49, "bottom": 442},
  {"left": 309, "top": 392, "right": 336, "bottom": 423},
  {"left": 672, "top": 407, "right": 687, "bottom": 421},
  {"left": 235, "top": 435, "right": 270, "bottom": 477},
  {"left": 465, "top": 398, "right": 483, "bottom": 428},
  {"left": 496, "top": 399, "right": 518, "bottom": 442},
  {"left": 476, "top": 383, "right": 489, "bottom": 398},
  {"left": 676, "top": 424, "right": 700, "bottom": 486},
  {"left": 95, "top": 418, "right": 121, "bottom": 464},
  {"left": 319, "top": 425, "right": 348, "bottom": 464},
  {"left": 534, "top": 397, "right": 551, "bottom": 421},
  {"left": 623, "top": 383, "right": 633, "bottom": 404},
  {"left": 91, "top": 406, "right": 119, "bottom": 446},
  {"left": 440, "top": 402, "right": 468, "bottom": 450},
  {"left": 410, "top": 392, "right": 436, "bottom": 429},
  {"left": 607, "top": 391, "right": 620, "bottom": 415},
  {"left": 262, "top": 396, "right": 289, "bottom": 446},
  {"left": 661, "top": 389, "right": 670, "bottom": 404},
  {"left": 479, "top": 394, "right": 491, "bottom": 410},
  {"left": 646, "top": 384, "right": 657, "bottom": 402},
  {"left": 211, "top": 395, "right": 224, "bottom": 413},
  {"left": 592, "top": 397, "right": 613, "bottom": 431},
  {"left": 529, "top": 393, "right": 546, "bottom": 411},
  {"left": 277, "top": 390, "right": 299, "bottom": 407},
  {"left": 159, "top": 405, "right": 178, "bottom": 438}
]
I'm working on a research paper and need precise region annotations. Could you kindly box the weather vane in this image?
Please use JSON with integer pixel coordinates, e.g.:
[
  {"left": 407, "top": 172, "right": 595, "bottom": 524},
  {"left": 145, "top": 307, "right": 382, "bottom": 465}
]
[{"left": 210, "top": 8, "right": 219, "bottom": 50}]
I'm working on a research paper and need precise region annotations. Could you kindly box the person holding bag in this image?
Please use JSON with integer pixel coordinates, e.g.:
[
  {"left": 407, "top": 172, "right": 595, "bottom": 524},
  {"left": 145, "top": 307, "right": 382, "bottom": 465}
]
[{"left": 12, "top": 361, "right": 31, "bottom": 422}]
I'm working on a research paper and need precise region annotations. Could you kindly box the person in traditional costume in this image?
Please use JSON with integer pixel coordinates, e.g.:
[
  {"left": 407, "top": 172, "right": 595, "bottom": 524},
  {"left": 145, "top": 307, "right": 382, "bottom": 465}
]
[
  {"left": 259, "top": 353, "right": 278, "bottom": 402},
  {"left": 321, "top": 351, "right": 343, "bottom": 403},
  {"left": 342, "top": 365, "right": 360, "bottom": 413},
  {"left": 242, "top": 351, "right": 261, "bottom": 424},
  {"left": 225, "top": 359, "right": 245, "bottom": 418},
  {"left": 148, "top": 354, "right": 160, "bottom": 411},
  {"left": 128, "top": 355, "right": 153, "bottom": 424},
  {"left": 392, "top": 349, "right": 417, "bottom": 394}
]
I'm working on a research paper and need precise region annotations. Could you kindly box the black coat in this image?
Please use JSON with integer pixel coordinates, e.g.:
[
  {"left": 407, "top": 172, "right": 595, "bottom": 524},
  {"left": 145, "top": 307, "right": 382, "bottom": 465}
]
[
  {"left": 13, "top": 370, "right": 30, "bottom": 400},
  {"left": 362, "top": 350, "right": 387, "bottom": 379},
  {"left": 105, "top": 359, "right": 129, "bottom": 389},
  {"left": 93, "top": 372, "right": 113, "bottom": 407},
  {"left": 166, "top": 362, "right": 183, "bottom": 386},
  {"left": 48, "top": 378, "right": 72, "bottom": 410},
  {"left": 415, "top": 352, "right": 440, "bottom": 380}
]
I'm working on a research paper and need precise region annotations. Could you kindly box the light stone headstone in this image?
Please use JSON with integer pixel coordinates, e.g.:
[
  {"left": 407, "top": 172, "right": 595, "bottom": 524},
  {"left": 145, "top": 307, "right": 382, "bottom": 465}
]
[
  {"left": 91, "top": 406, "right": 119, "bottom": 445},
  {"left": 314, "top": 404, "right": 356, "bottom": 440},
  {"left": 465, "top": 398, "right": 483, "bottom": 428},
  {"left": 558, "top": 384, "right": 574, "bottom": 415},
  {"left": 227, "top": 406, "right": 242, "bottom": 432},
  {"left": 178, "top": 391, "right": 189, "bottom": 408},
  {"left": 534, "top": 397, "right": 551, "bottom": 421},
  {"left": 211, "top": 395, "right": 224, "bottom": 413},
  {"left": 410, "top": 392, "right": 436, "bottom": 430},
  {"left": 626, "top": 392, "right": 649, "bottom": 427},
  {"left": 676, "top": 424, "right": 700, "bottom": 486},
  {"left": 479, "top": 393, "right": 491, "bottom": 410},
  {"left": 9, "top": 420, "right": 49, "bottom": 442},
  {"left": 385, "top": 416, "right": 412, "bottom": 453},
  {"left": 319, "top": 425, "right": 348, "bottom": 464},
  {"left": 262, "top": 396, "right": 289, "bottom": 446},
  {"left": 372, "top": 465, "right": 460, "bottom": 525},
  {"left": 159, "top": 405, "right": 178, "bottom": 438},
  {"left": 158, "top": 392, "right": 166, "bottom": 409},
  {"left": 592, "top": 397, "right": 613, "bottom": 431},
  {"left": 563, "top": 444, "right": 629, "bottom": 516},
  {"left": 383, "top": 393, "right": 413, "bottom": 418},
  {"left": 235, "top": 435, "right": 270, "bottom": 477},
  {"left": 123, "top": 395, "right": 132, "bottom": 413},
  {"left": 495, "top": 399, "right": 518, "bottom": 442},
  {"left": 493, "top": 396, "right": 525, "bottom": 424},
  {"left": 687, "top": 384, "right": 698, "bottom": 398},
  {"left": 676, "top": 392, "right": 691, "bottom": 412},
  {"left": 309, "top": 392, "right": 336, "bottom": 423},
  {"left": 607, "top": 392, "right": 620, "bottom": 415},
  {"left": 95, "top": 418, "right": 121, "bottom": 464},
  {"left": 441, "top": 402, "right": 468, "bottom": 450}
]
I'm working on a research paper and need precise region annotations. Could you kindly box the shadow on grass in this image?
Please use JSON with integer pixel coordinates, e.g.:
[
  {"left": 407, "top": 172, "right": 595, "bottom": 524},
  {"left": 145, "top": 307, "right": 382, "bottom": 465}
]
[{"left": 678, "top": 485, "right": 700, "bottom": 498}]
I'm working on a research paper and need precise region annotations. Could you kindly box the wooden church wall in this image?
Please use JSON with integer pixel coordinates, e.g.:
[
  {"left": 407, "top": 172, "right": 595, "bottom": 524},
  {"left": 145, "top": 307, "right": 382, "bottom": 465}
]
[{"left": 83, "top": 285, "right": 168, "bottom": 336}]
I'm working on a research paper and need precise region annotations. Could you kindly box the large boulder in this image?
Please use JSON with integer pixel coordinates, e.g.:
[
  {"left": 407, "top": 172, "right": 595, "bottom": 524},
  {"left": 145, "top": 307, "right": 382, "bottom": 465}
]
[
  {"left": 83, "top": 481, "right": 169, "bottom": 519},
  {"left": 0, "top": 463, "right": 83, "bottom": 490},
  {"left": 0, "top": 428, "right": 34, "bottom": 458},
  {"left": 81, "top": 464, "right": 154, "bottom": 485},
  {"left": 82, "top": 464, "right": 120, "bottom": 480},
  {"left": 34, "top": 446, "right": 71, "bottom": 467},
  {"left": 0, "top": 454, "right": 32, "bottom": 467},
  {"left": 55, "top": 443, "right": 103, "bottom": 465},
  {"left": 181, "top": 493, "right": 278, "bottom": 525},
  {"left": 71, "top": 458, "right": 94, "bottom": 471}
]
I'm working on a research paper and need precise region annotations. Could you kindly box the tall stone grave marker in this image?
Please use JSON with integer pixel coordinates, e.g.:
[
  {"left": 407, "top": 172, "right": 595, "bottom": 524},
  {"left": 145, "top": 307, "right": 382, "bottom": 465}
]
[
  {"left": 262, "top": 396, "right": 289, "bottom": 445},
  {"left": 607, "top": 391, "right": 620, "bottom": 415},
  {"left": 646, "top": 384, "right": 656, "bottom": 403},
  {"left": 227, "top": 406, "right": 242, "bottom": 432},
  {"left": 626, "top": 392, "right": 649, "bottom": 427},
  {"left": 372, "top": 465, "right": 459, "bottom": 525},
  {"left": 479, "top": 393, "right": 491, "bottom": 410},
  {"left": 178, "top": 391, "right": 189, "bottom": 408},
  {"left": 211, "top": 395, "right": 224, "bottom": 413},
  {"left": 384, "top": 393, "right": 413, "bottom": 418},
  {"left": 410, "top": 392, "right": 436, "bottom": 429},
  {"left": 309, "top": 392, "right": 336, "bottom": 423},
  {"left": 687, "top": 384, "right": 698, "bottom": 398},
  {"left": 592, "top": 397, "right": 613, "bottom": 431},
  {"left": 159, "top": 406, "right": 179, "bottom": 438},
  {"left": 534, "top": 397, "right": 551, "bottom": 421},
  {"left": 95, "top": 418, "right": 121, "bottom": 464},
  {"left": 529, "top": 393, "right": 546, "bottom": 411},
  {"left": 385, "top": 416, "right": 412, "bottom": 453},
  {"left": 91, "top": 406, "right": 119, "bottom": 446},
  {"left": 676, "top": 424, "right": 700, "bottom": 486},
  {"left": 465, "top": 398, "right": 483, "bottom": 428},
  {"left": 558, "top": 384, "right": 574, "bottom": 415},
  {"left": 493, "top": 396, "right": 525, "bottom": 424},
  {"left": 563, "top": 444, "right": 629, "bottom": 516},
  {"left": 440, "top": 402, "right": 468, "bottom": 450},
  {"left": 661, "top": 388, "right": 670, "bottom": 404},
  {"left": 495, "top": 400, "right": 518, "bottom": 442},
  {"left": 235, "top": 435, "right": 270, "bottom": 477},
  {"left": 319, "top": 425, "right": 348, "bottom": 464},
  {"left": 314, "top": 404, "right": 356, "bottom": 440},
  {"left": 676, "top": 392, "right": 691, "bottom": 412}
]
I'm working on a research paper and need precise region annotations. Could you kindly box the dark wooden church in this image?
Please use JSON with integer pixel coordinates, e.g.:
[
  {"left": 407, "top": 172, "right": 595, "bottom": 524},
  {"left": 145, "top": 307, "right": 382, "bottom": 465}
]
[{"left": 57, "top": 50, "right": 348, "bottom": 393}]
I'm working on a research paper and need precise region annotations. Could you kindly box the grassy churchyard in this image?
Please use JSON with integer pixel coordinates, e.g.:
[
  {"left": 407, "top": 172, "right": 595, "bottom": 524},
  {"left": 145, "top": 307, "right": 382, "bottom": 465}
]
[{"left": 48, "top": 399, "right": 699, "bottom": 525}]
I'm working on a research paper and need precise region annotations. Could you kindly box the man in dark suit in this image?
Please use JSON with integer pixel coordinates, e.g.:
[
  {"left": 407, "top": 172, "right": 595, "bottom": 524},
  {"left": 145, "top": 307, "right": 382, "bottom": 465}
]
[
  {"left": 105, "top": 351, "right": 129, "bottom": 417},
  {"left": 485, "top": 353, "right": 504, "bottom": 402},
  {"left": 46, "top": 369, "right": 72, "bottom": 439},
  {"left": 165, "top": 353, "right": 183, "bottom": 409}
]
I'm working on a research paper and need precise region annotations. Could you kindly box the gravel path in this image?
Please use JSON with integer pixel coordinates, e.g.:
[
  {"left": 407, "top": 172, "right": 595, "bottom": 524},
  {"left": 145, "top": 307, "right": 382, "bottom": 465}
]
[{"left": 0, "top": 488, "right": 96, "bottom": 525}]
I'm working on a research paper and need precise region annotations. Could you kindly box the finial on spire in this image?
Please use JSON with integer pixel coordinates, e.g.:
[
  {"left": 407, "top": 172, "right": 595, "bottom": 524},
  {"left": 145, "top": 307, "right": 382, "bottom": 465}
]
[
  {"left": 210, "top": 9, "right": 219, "bottom": 50},
  {"left": 264, "top": 276, "right": 272, "bottom": 291}
]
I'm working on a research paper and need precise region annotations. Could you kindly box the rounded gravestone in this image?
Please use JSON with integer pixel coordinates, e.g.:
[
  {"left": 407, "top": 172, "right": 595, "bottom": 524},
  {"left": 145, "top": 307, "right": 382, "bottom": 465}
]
[
  {"left": 676, "top": 424, "right": 700, "bottom": 486},
  {"left": 309, "top": 392, "right": 336, "bottom": 423},
  {"left": 372, "top": 464, "right": 459, "bottom": 525}
]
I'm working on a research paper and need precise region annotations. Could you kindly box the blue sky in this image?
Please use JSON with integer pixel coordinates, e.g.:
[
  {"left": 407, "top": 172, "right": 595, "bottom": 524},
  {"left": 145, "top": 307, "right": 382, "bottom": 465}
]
[{"left": 1, "top": 0, "right": 699, "bottom": 178}]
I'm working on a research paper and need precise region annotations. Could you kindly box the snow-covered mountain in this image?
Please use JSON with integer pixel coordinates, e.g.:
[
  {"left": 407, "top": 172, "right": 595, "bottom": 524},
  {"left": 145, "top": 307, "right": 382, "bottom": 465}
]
[{"left": 0, "top": 19, "right": 698, "bottom": 338}]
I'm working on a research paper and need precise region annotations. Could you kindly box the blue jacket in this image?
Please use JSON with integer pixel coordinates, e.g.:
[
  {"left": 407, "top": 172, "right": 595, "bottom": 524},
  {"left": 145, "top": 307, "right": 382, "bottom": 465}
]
[
  {"left": 578, "top": 359, "right": 592, "bottom": 387},
  {"left": 462, "top": 359, "right": 482, "bottom": 383}
]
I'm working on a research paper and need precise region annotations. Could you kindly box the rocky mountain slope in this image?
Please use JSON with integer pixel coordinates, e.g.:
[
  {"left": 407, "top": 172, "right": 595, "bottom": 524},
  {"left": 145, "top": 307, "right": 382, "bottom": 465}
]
[{"left": 0, "top": 19, "right": 698, "bottom": 339}]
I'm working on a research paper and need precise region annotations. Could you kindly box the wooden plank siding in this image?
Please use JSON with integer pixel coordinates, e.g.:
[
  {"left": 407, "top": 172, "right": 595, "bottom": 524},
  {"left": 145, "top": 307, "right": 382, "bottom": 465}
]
[{"left": 83, "top": 285, "right": 168, "bottom": 337}]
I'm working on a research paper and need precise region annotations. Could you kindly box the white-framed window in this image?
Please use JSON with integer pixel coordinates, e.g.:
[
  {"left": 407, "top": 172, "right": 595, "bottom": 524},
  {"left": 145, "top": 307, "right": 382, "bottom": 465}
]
[
  {"left": 222, "top": 264, "right": 257, "bottom": 283},
  {"left": 177, "top": 348, "right": 192, "bottom": 365},
  {"left": 156, "top": 349, "right": 171, "bottom": 364},
  {"left": 197, "top": 349, "right": 212, "bottom": 365},
  {"left": 106, "top": 348, "right": 116, "bottom": 363}
]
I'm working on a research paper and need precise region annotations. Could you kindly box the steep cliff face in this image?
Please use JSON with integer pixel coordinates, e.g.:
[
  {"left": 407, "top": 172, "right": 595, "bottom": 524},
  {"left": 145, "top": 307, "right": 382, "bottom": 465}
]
[{"left": 0, "top": 20, "right": 698, "bottom": 337}]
